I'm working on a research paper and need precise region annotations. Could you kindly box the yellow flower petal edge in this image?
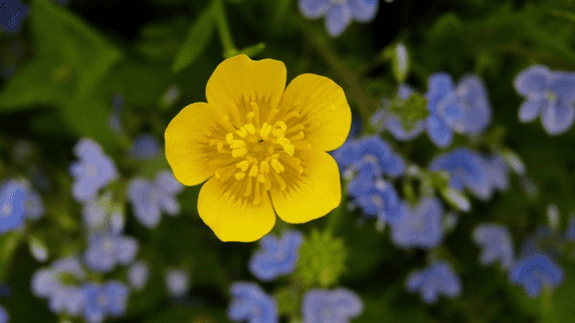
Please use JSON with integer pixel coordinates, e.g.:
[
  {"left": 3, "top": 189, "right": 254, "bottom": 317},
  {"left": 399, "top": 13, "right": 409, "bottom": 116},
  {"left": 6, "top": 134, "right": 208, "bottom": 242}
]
[
  {"left": 198, "top": 176, "right": 276, "bottom": 242},
  {"left": 164, "top": 54, "right": 351, "bottom": 242},
  {"left": 270, "top": 149, "right": 341, "bottom": 224},
  {"left": 165, "top": 102, "right": 220, "bottom": 186},
  {"left": 277, "top": 73, "right": 351, "bottom": 152}
]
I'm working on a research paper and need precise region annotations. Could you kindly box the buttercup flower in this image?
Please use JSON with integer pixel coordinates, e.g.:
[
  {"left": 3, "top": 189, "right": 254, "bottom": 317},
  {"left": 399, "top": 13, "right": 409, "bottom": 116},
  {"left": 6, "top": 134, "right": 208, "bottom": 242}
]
[
  {"left": 165, "top": 54, "right": 351, "bottom": 242},
  {"left": 514, "top": 65, "right": 575, "bottom": 135},
  {"left": 298, "top": 0, "right": 380, "bottom": 37}
]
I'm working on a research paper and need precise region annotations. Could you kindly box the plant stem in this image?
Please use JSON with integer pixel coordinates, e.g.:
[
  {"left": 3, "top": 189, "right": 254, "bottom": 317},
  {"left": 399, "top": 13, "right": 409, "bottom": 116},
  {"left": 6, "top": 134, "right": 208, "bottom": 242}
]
[{"left": 212, "top": 0, "right": 238, "bottom": 57}]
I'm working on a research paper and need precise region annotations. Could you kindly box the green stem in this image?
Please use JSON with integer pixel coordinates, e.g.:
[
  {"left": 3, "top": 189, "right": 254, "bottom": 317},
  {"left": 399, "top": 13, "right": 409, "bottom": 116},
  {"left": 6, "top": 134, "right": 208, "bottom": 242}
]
[{"left": 212, "top": 0, "right": 238, "bottom": 57}]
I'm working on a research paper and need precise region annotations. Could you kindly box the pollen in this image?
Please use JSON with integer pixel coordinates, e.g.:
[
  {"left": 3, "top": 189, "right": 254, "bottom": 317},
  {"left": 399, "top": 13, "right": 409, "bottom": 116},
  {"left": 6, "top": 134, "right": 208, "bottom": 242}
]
[{"left": 205, "top": 96, "right": 310, "bottom": 205}]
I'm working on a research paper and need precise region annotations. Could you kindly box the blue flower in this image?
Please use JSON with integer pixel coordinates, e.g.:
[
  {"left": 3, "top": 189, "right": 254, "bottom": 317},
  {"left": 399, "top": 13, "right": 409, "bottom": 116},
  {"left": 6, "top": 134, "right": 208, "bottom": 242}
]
[
  {"left": 0, "top": 0, "right": 29, "bottom": 34},
  {"left": 127, "top": 170, "right": 184, "bottom": 229},
  {"left": 514, "top": 65, "right": 575, "bottom": 135},
  {"left": 128, "top": 261, "right": 150, "bottom": 292},
  {"left": 69, "top": 138, "right": 118, "bottom": 202},
  {"left": 0, "top": 180, "right": 27, "bottom": 234},
  {"left": 429, "top": 148, "right": 491, "bottom": 200},
  {"left": 509, "top": 252, "right": 564, "bottom": 298},
  {"left": 82, "top": 191, "right": 119, "bottom": 234},
  {"left": 351, "top": 177, "right": 403, "bottom": 224},
  {"left": 472, "top": 223, "right": 514, "bottom": 269},
  {"left": 390, "top": 197, "right": 444, "bottom": 249},
  {"left": 355, "top": 135, "right": 405, "bottom": 178},
  {"left": 302, "top": 288, "right": 363, "bottom": 323},
  {"left": 425, "top": 73, "right": 492, "bottom": 147},
  {"left": 31, "top": 257, "right": 86, "bottom": 316},
  {"left": 0, "top": 179, "right": 42, "bottom": 234},
  {"left": 84, "top": 233, "right": 138, "bottom": 272},
  {"left": 165, "top": 269, "right": 190, "bottom": 297},
  {"left": 81, "top": 281, "right": 129, "bottom": 323},
  {"left": 228, "top": 282, "right": 278, "bottom": 323},
  {"left": 405, "top": 261, "right": 462, "bottom": 304},
  {"left": 0, "top": 305, "right": 8, "bottom": 323},
  {"left": 128, "top": 134, "right": 161, "bottom": 160},
  {"left": 249, "top": 230, "right": 304, "bottom": 281},
  {"left": 439, "top": 75, "right": 492, "bottom": 135},
  {"left": 298, "top": 0, "right": 380, "bottom": 37},
  {"left": 371, "top": 84, "right": 425, "bottom": 141}
]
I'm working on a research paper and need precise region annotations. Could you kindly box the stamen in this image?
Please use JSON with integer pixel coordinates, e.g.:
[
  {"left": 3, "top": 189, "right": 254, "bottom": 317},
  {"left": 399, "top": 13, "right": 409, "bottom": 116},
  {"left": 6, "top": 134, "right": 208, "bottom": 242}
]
[
  {"left": 220, "top": 116, "right": 237, "bottom": 133},
  {"left": 244, "top": 123, "right": 256, "bottom": 135},
  {"left": 244, "top": 176, "right": 253, "bottom": 196},
  {"left": 284, "top": 111, "right": 301, "bottom": 122},
  {"left": 272, "top": 121, "right": 287, "bottom": 137},
  {"left": 236, "top": 160, "right": 250, "bottom": 172},
  {"left": 266, "top": 107, "right": 279, "bottom": 123},
  {"left": 281, "top": 155, "right": 304, "bottom": 174},
  {"left": 286, "top": 124, "right": 305, "bottom": 135},
  {"left": 229, "top": 140, "right": 246, "bottom": 149},
  {"left": 249, "top": 101, "right": 261, "bottom": 127},
  {"left": 253, "top": 182, "right": 261, "bottom": 205},
  {"left": 288, "top": 131, "right": 305, "bottom": 142},
  {"left": 271, "top": 158, "right": 285, "bottom": 173},
  {"left": 232, "top": 148, "right": 248, "bottom": 158},
  {"left": 225, "top": 133, "right": 234, "bottom": 144},
  {"left": 234, "top": 172, "right": 246, "bottom": 180},
  {"left": 248, "top": 165, "right": 259, "bottom": 177},
  {"left": 259, "top": 160, "right": 270, "bottom": 174},
  {"left": 236, "top": 127, "right": 248, "bottom": 138},
  {"left": 271, "top": 171, "right": 286, "bottom": 190},
  {"left": 260, "top": 122, "right": 272, "bottom": 139}
]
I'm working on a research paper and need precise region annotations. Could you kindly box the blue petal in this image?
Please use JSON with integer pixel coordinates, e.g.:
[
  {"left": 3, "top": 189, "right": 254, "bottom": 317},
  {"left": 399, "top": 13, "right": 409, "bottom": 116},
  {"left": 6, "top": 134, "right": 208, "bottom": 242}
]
[
  {"left": 551, "top": 72, "right": 575, "bottom": 103},
  {"left": 541, "top": 100, "right": 575, "bottom": 135},
  {"left": 325, "top": 3, "right": 352, "bottom": 37},
  {"left": 298, "top": 0, "right": 332, "bottom": 19},
  {"left": 116, "top": 237, "right": 138, "bottom": 265},
  {"left": 426, "top": 72, "right": 454, "bottom": 113},
  {"left": 385, "top": 115, "right": 425, "bottom": 141},
  {"left": 455, "top": 75, "right": 492, "bottom": 134},
  {"left": 348, "top": 0, "right": 379, "bottom": 22},
  {"left": 518, "top": 96, "right": 547, "bottom": 122},
  {"left": 513, "top": 65, "right": 551, "bottom": 96},
  {"left": 426, "top": 113, "right": 453, "bottom": 147},
  {"left": 105, "top": 281, "right": 129, "bottom": 316}
]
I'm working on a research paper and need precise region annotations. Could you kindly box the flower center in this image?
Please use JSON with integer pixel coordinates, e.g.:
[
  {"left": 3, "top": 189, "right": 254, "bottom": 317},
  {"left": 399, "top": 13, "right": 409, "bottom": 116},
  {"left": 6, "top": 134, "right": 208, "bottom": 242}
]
[
  {"left": 546, "top": 91, "right": 557, "bottom": 102},
  {"left": 86, "top": 163, "right": 98, "bottom": 178},
  {"left": 1, "top": 203, "right": 12, "bottom": 217},
  {"left": 204, "top": 97, "right": 311, "bottom": 206}
]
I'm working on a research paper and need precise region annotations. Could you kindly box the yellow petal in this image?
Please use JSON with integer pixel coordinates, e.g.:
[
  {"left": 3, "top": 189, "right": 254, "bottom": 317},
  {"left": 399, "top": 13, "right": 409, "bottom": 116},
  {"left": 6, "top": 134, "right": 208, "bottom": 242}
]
[
  {"left": 271, "top": 149, "right": 341, "bottom": 224},
  {"left": 277, "top": 73, "right": 351, "bottom": 152},
  {"left": 205, "top": 54, "right": 287, "bottom": 125},
  {"left": 165, "top": 102, "right": 218, "bottom": 186},
  {"left": 198, "top": 177, "right": 276, "bottom": 242}
]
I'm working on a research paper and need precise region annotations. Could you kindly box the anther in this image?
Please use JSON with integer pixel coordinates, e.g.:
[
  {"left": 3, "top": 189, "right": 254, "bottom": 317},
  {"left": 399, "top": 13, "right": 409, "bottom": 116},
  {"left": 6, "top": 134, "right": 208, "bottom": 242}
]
[
  {"left": 260, "top": 122, "right": 272, "bottom": 139},
  {"left": 271, "top": 159, "right": 285, "bottom": 173},
  {"left": 232, "top": 148, "right": 248, "bottom": 158},
  {"left": 234, "top": 172, "right": 246, "bottom": 180},
  {"left": 248, "top": 165, "right": 259, "bottom": 177},
  {"left": 236, "top": 160, "right": 250, "bottom": 172},
  {"left": 244, "top": 123, "right": 256, "bottom": 135}
]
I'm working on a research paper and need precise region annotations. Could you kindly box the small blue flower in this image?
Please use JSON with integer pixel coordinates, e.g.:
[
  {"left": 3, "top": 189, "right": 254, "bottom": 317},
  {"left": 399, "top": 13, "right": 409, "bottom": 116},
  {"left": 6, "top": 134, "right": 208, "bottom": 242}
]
[
  {"left": 84, "top": 233, "right": 138, "bottom": 273},
  {"left": 228, "top": 282, "right": 278, "bottom": 323},
  {"left": 249, "top": 230, "right": 304, "bottom": 281},
  {"left": 69, "top": 138, "right": 118, "bottom": 202},
  {"left": 429, "top": 148, "right": 491, "bottom": 200},
  {"left": 81, "top": 281, "right": 129, "bottom": 323},
  {"left": 128, "top": 134, "right": 161, "bottom": 160},
  {"left": 405, "top": 261, "right": 462, "bottom": 304},
  {"left": 355, "top": 135, "right": 405, "bottom": 178},
  {"left": 371, "top": 84, "right": 425, "bottom": 141},
  {"left": 425, "top": 73, "right": 455, "bottom": 147},
  {"left": 351, "top": 177, "right": 403, "bottom": 224},
  {"left": 31, "top": 257, "right": 86, "bottom": 316},
  {"left": 439, "top": 75, "right": 491, "bottom": 135},
  {"left": 0, "top": 305, "right": 8, "bottom": 323},
  {"left": 0, "top": 180, "right": 27, "bottom": 234},
  {"left": 514, "top": 65, "right": 575, "bottom": 135},
  {"left": 127, "top": 170, "right": 183, "bottom": 229},
  {"left": 472, "top": 223, "right": 514, "bottom": 269},
  {"left": 302, "top": 288, "right": 363, "bottom": 323},
  {"left": 128, "top": 261, "right": 150, "bottom": 292},
  {"left": 509, "top": 252, "right": 564, "bottom": 298},
  {"left": 0, "top": 0, "right": 29, "bottom": 34},
  {"left": 390, "top": 197, "right": 444, "bottom": 249},
  {"left": 298, "top": 0, "right": 380, "bottom": 37},
  {"left": 165, "top": 269, "right": 190, "bottom": 297}
]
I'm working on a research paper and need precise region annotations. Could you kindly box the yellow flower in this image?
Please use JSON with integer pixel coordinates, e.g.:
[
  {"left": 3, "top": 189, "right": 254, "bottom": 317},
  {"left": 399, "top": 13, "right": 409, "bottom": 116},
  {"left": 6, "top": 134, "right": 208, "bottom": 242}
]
[{"left": 164, "top": 54, "right": 351, "bottom": 242}]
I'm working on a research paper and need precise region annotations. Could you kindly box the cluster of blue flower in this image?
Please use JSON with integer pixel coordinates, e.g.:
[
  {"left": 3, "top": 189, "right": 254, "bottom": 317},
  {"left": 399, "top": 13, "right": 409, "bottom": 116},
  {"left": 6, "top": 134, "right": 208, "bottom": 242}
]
[{"left": 228, "top": 230, "right": 363, "bottom": 323}]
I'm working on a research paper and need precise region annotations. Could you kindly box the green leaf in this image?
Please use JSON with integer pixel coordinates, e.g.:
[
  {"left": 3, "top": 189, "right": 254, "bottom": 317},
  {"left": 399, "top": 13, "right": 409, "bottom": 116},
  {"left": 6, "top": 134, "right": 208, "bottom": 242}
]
[{"left": 172, "top": 7, "right": 215, "bottom": 73}]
